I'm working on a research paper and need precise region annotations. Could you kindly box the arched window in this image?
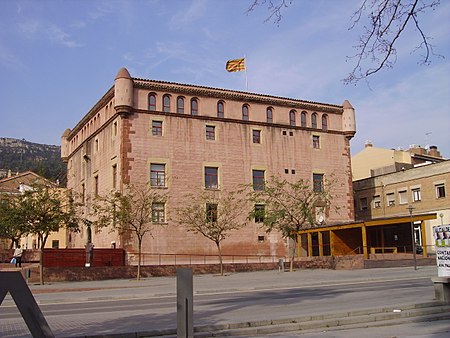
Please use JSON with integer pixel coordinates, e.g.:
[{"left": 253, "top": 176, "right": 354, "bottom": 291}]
[
  {"left": 177, "top": 96, "right": 184, "bottom": 114},
  {"left": 191, "top": 98, "right": 198, "bottom": 115},
  {"left": 301, "top": 111, "right": 307, "bottom": 127},
  {"left": 311, "top": 113, "right": 318, "bottom": 129},
  {"left": 322, "top": 114, "right": 328, "bottom": 131},
  {"left": 163, "top": 94, "right": 171, "bottom": 113},
  {"left": 148, "top": 93, "right": 156, "bottom": 111},
  {"left": 217, "top": 101, "right": 224, "bottom": 118},
  {"left": 242, "top": 104, "right": 249, "bottom": 121},
  {"left": 289, "top": 110, "right": 296, "bottom": 126},
  {"left": 266, "top": 107, "right": 273, "bottom": 123}
]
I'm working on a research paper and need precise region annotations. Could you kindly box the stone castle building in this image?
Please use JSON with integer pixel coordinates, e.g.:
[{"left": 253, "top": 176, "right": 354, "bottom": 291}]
[{"left": 61, "top": 68, "right": 356, "bottom": 259}]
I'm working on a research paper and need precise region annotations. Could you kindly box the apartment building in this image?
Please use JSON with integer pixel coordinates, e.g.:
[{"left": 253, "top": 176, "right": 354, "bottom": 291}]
[
  {"left": 61, "top": 68, "right": 357, "bottom": 258},
  {"left": 352, "top": 141, "right": 445, "bottom": 181},
  {"left": 353, "top": 160, "right": 449, "bottom": 252}
]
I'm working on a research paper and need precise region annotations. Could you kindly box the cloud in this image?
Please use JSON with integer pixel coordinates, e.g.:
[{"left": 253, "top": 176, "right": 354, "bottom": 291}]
[
  {"left": 46, "top": 24, "right": 83, "bottom": 48},
  {"left": 18, "top": 20, "right": 41, "bottom": 35},
  {"left": 169, "top": 0, "right": 207, "bottom": 29},
  {"left": 88, "top": 2, "right": 113, "bottom": 20},
  {"left": 0, "top": 41, "right": 23, "bottom": 69}
]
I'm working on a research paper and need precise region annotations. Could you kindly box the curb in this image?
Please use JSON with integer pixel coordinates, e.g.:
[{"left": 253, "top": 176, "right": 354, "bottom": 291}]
[{"left": 65, "top": 301, "right": 450, "bottom": 338}]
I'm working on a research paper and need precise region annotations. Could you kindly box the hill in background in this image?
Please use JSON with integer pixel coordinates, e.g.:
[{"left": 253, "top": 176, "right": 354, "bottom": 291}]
[{"left": 0, "top": 138, "right": 66, "bottom": 185}]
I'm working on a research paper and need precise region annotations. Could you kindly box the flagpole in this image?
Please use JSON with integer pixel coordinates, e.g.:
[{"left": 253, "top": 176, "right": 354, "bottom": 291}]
[{"left": 244, "top": 55, "right": 248, "bottom": 91}]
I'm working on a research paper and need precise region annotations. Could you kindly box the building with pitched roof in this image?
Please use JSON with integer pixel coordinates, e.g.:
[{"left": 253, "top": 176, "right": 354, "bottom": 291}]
[
  {"left": 0, "top": 171, "right": 68, "bottom": 250},
  {"left": 61, "top": 68, "right": 357, "bottom": 260}
]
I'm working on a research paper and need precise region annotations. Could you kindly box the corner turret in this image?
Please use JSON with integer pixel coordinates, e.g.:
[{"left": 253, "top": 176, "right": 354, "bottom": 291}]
[
  {"left": 61, "top": 128, "right": 71, "bottom": 162},
  {"left": 342, "top": 100, "right": 356, "bottom": 138},
  {"left": 114, "top": 67, "right": 133, "bottom": 115}
]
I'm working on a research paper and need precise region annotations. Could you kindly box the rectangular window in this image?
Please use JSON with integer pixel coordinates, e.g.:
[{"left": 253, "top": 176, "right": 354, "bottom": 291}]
[
  {"left": 252, "top": 169, "right": 265, "bottom": 190},
  {"left": 312, "top": 135, "right": 320, "bottom": 149},
  {"left": 206, "top": 125, "right": 215, "bottom": 140},
  {"left": 359, "top": 197, "right": 368, "bottom": 210},
  {"left": 152, "top": 120, "right": 163, "bottom": 136},
  {"left": 373, "top": 195, "right": 381, "bottom": 208},
  {"left": 112, "top": 164, "right": 117, "bottom": 189},
  {"left": 399, "top": 190, "right": 408, "bottom": 204},
  {"left": 152, "top": 203, "right": 165, "bottom": 223},
  {"left": 94, "top": 175, "right": 99, "bottom": 196},
  {"left": 252, "top": 130, "right": 261, "bottom": 144},
  {"left": 254, "top": 204, "right": 265, "bottom": 223},
  {"left": 113, "top": 121, "right": 118, "bottom": 137},
  {"left": 51, "top": 240, "right": 59, "bottom": 249},
  {"left": 387, "top": 193, "right": 395, "bottom": 206},
  {"left": 436, "top": 184, "right": 446, "bottom": 198},
  {"left": 81, "top": 183, "right": 85, "bottom": 204},
  {"left": 412, "top": 188, "right": 421, "bottom": 202},
  {"left": 206, "top": 203, "right": 218, "bottom": 223},
  {"left": 205, "top": 167, "right": 218, "bottom": 189},
  {"left": 266, "top": 108, "right": 273, "bottom": 123},
  {"left": 150, "top": 164, "right": 166, "bottom": 187},
  {"left": 313, "top": 173, "right": 324, "bottom": 192}
]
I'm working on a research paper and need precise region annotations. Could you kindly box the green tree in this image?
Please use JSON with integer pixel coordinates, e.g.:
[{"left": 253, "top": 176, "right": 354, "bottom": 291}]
[
  {"left": 174, "top": 190, "right": 248, "bottom": 276},
  {"left": 92, "top": 184, "right": 168, "bottom": 280},
  {"left": 0, "top": 197, "right": 26, "bottom": 248},
  {"left": 19, "top": 184, "right": 80, "bottom": 284},
  {"left": 248, "top": 175, "right": 338, "bottom": 272}
]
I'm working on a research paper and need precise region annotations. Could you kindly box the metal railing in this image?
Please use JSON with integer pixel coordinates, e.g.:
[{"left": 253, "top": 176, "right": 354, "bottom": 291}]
[{"left": 126, "top": 252, "right": 285, "bottom": 266}]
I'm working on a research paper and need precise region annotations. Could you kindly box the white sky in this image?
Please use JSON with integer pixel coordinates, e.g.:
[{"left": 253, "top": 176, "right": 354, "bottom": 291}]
[{"left": 0, "top": 0, "right": 449, "bottom": 157}]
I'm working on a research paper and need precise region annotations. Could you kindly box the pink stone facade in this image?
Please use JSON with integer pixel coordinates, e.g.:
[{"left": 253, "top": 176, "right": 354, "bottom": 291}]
[{"left": 62, "top": 68, "right": 356, "bottom": 258}]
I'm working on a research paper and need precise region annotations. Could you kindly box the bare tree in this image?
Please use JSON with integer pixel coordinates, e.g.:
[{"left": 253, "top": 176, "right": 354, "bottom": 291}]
[
  {"left": 247, "top": 0, "right": 293, "bottom": 25},
  {"left": 247, "top": 0, "right": 443, "bottom": 84},
  {"left": 174, "top": 190, "right": 248, "bottom": 276},
  {"left": 92, "top": 184, "right": 168, "bottom": 280},
  {"left": 344, "top": 0, "right": 442, "bottom": 84},
  {"left": 248, "top": 175, "right": 338, "bottom": 272}
]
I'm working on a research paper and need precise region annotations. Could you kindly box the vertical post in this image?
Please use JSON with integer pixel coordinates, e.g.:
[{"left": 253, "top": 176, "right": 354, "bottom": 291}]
[
  {"left": 420, "top": 220, "right": 428, "bottom": 257},
  {"left": 307, "top": 233, "right": 312, "bottom": 257},
  {"left": 177, "top": 268, "right": 193, "bottom": 338},
  {"left": 318, "top": 232, "right": 323, "bottom": 257},
  {"left": 361, "top": 224, "right": 368, "bottom": 259},
  {"left": 408, "top": 205, "right": 417, "bottom": 270}
]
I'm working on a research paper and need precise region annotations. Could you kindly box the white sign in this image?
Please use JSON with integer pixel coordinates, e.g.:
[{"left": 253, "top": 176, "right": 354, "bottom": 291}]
[{"left": 433, "top": 225, "right": 450, "bottom": 277}]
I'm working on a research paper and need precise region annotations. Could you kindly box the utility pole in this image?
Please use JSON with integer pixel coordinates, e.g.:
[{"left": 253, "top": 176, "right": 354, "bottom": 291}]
[{"left": 407, "top": 205, "right": 417, "bottom": 270}]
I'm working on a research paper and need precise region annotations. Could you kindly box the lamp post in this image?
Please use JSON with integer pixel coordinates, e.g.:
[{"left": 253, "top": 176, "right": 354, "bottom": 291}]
[{"left": 407, "top": 205, "right": 417, "bottom": 270}]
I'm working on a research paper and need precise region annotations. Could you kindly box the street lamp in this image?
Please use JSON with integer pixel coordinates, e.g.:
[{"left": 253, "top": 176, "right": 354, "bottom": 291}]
[{"left": 407, "top": 205, "right": 417, "bottom": 270}]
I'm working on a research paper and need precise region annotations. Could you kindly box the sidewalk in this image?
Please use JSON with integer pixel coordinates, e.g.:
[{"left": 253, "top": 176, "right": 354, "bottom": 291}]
[{"left": 0, "top": 266, "right": 445, "bottom": 338}]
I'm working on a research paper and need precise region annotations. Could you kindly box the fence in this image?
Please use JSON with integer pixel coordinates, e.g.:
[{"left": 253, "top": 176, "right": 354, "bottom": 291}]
[{"left": 126, "top": 252, "right": 285, "bottom": 266}]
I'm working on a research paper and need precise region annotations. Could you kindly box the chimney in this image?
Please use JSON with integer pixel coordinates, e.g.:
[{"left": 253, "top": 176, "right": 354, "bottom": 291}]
[
  {"left": 428, "top": 145, "right": 441, "bottom": 158},
  {"left": 365, "top": 140, "right": 373, "bottom": 148},
  {"left": 409, "top": 145, "right": 427, "bottom": 155}
]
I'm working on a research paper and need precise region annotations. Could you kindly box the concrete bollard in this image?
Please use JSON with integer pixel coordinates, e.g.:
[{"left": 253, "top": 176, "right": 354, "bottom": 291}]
[
  {"left": 278, "top": 258, "right": 285, "bottom": 272},
  {"left": 431, "top": 277, "right": 450, "bottom": 304},
  {"left": 177, "top": 268, "right": 193, "bottom": 338}
]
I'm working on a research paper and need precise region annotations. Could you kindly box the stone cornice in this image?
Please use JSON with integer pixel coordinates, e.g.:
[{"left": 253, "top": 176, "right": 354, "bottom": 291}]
[
  {"left": 133, "top": 78, "right": 344, "bottom": 114},
  {"left": 66, "top": 86, "right": 115, "bottom": 141}
]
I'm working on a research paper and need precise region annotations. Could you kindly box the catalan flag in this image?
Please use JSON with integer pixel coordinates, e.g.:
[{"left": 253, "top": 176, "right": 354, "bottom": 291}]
[{"left": 226, "top": 58, "right": 246, "bottom": 72}]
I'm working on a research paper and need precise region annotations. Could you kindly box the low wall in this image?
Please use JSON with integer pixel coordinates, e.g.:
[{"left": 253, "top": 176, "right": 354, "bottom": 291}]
[
  {"left": 42, "top": 248, "right": 126, "bottom": 267},
  {"left": 41, "top": 262, "right": 282, "bottom": 282},
  {"left": 364, "top": 257, "right": 435, "bottom": 269},
  {"left": 37, "top": 256, "right": 364, "bottom": 282},
  {"left": 1, "top": 248, "right": 126, "bottom": 267}
]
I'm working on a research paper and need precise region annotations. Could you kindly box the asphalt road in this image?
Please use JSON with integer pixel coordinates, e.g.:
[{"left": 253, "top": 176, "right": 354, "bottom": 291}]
[{"left": 0, "top": 275, "right": 438, "bottom": 337}]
